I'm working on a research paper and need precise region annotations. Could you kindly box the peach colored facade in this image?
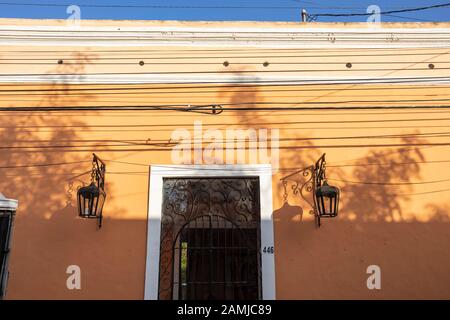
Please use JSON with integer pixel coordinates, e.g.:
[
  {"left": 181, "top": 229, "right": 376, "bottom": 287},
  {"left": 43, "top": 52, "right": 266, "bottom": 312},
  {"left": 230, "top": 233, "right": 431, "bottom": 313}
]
[{"left": 0, "top": 18, "right": 449, "bottom": 299}]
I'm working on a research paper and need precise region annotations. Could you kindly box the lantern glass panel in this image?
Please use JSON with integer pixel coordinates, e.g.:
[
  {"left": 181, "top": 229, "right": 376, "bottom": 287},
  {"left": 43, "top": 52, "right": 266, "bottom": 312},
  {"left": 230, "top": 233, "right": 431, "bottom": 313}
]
[
  {"left": 78, "top": 183, "right": 101, "bottom": 218},
  {"left": 323, "top": 196, "right": 331, "bottom": 215},
  {"left": 315, "top": 183, "right": 339, "bottom": 218},
  {"left": 88, "top": 194, "right": 96, "bottom": 217}
]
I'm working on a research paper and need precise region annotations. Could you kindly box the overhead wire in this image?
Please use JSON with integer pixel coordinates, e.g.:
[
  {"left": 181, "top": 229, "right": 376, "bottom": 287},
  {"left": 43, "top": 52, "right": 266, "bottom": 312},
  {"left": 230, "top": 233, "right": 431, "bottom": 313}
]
[
  {"left": 5, "top": 117, "right": 450, "bottom": 129},
  {"left": 1, "top": 85, "right": 450, "bottom": 98},
  {"left": 310, "top": 2, "right": 450, "bottom": 17},
  {"left": 2, "top": 67, "right": 450, "bottom": 77},
  {"left": 1, "top": 76, "right": 450, "bottom": 88},
  {"left": 3, "top": 141, "right": 450, "bottom": 153},
  {"left": 3, "top": 131, "right": 450, "bottom": 149}
]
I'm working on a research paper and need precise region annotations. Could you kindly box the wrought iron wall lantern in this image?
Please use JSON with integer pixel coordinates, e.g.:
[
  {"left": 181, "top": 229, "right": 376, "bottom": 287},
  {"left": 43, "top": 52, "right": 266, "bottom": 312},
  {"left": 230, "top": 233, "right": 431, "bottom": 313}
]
[
  {"left": 280, "top": 153, "right": 340, "bottom": 227},
  {"left": 77, "top": 153, "right": 106, "bottom": 229}
]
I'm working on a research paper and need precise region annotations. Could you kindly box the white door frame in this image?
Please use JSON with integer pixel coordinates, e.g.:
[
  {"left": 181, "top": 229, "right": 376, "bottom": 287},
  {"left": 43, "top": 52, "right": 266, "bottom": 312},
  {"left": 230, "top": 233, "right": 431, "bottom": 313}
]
[{"left": 144, "top": 164, "right": 276, "bottom": 300}]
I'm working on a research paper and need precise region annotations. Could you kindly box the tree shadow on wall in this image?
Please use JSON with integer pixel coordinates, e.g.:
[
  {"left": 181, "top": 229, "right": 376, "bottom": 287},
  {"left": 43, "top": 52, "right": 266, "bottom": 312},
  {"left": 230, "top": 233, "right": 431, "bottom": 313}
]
[
  {"left": 217, "top": 71, "right": 450, "bottom": 225},
  {"left": 273, "top": 135, "right": 450, "bottom": 225},
  {"left": 0, "top": 52, "right": 97, "bottom": 219},
  {"left": 271, "top": 136, "right": 450, "bottom": 235},
  {"left": 217, "top": 72, "right": 267, "bottom": 124},
  {"left": 340, "top": 136, "right": 426, "bottom": 223},
  {"left": 215, "top": 71, "right": 450, "bottom": 299},
  {"left": 0, "top": 53, "right": 133, "bottom": 299},
  {"left": 217, "top": 71, "right": 347, "bottom": 222},
  {"left": 0, "top": 50, "right": 129, "bottom": 222},
  {"left": 423, "top": 204, "right": 450, "bottom": 222}
]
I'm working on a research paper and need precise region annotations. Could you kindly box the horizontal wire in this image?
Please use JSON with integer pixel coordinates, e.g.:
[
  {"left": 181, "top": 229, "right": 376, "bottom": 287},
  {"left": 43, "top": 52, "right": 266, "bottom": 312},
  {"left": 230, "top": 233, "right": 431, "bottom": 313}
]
[
  {"left": 1, "top": 108, "right": 450, "bottom": 116},
  {"left": 5, "top": 100, "right": 450, "bottom": 107},
  {"left": 0, "top": 165, "right": 447, "bottom": 187},
  {"left": 0, "top": 160, "right": 90, "bottom": 169},
  {"left": 393, "top": 188, "right": 450, "bottom": 196},
  {"left": 82, "top": 163, "right": 450, "bottom": 187},
  {"left": 1, "top": 101, "right": 449, "bottom": 109},
  {"left": 339, "top": 186, "right": 450, "bottom": 196},
  {"left": 3, "top": 131, "right": 450, "bottom": 144},
  {"left": 3, "top": 49, "right": 449, "bottom": 56},
  {"left": 105, "top": 159, "right": 450, "bottom": 169},
  {"left": 312, "top": 2, "right": 450, "bottom": 17},
  {"left": 329, "top": 177, "right": 450, "bottom": 185},
  {"left": 2, "top": 61, "right": 449, "bottom": 66},
  {"left": 0, "top": 76, "right": 449, "bottom": 87},
  {"left": 5, "top": 105, "right": 450, "bottom": 113},
  {"left": 1, "top": 84, "right": 449, "bottom": 95},
  {"left": 9, "top": 124, "right": 450, "bottom": 133},
  {"left": 2, "top": 141, "right": 450, "bottom": 153},
  {"left": 3, "top": 110, "right": 450, "bottom": 118},
  {"left": 3, "top": 169, "right": 449, "bottom": 196},
  {"left": 2, "top": 94, "right": 449, "bottom": 103},
  {"left": 5, "top": 116, "right": 450, "bottom": 129},
  {"left": 2, "top": 66, "right": 449, "bottom": 76},
  {"left": 0, "top": 158, "right": 448, "bottom": 189},
  {"left": 4, "top": 134, "right": 450, "bottom": 149},
  {"left": 382, "top": 14, "right": 434, "bottom": 22}
]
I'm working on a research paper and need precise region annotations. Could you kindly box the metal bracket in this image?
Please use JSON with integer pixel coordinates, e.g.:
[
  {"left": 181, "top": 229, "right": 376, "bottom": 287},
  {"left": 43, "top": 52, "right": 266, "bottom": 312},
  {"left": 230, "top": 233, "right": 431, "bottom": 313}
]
[{"left": 280, "top": 153, "right": 326, "bottom": 227}]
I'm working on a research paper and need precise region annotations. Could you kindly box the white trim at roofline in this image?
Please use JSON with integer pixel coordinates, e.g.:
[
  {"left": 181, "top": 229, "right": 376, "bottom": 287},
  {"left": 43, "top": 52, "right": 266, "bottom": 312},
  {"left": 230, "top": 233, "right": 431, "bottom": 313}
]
[
  {"left": 144, "top": 164, "right": 276, "bottom": 300},
  {"left": 1, "top": 24, "right": 450, "bottom": 48}
]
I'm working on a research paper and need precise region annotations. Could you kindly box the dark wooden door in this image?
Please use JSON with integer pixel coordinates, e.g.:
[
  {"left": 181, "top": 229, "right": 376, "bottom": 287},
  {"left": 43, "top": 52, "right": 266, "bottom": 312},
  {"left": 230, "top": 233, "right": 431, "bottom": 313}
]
[{"left": 158, "top": 177, "right": 261, "bottom": 300}]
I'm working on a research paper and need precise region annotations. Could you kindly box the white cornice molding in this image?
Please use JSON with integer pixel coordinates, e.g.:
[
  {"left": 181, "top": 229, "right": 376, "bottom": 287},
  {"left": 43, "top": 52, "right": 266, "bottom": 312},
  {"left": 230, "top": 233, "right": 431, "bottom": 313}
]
[{"left": 0, "top": 24, "right": 450, "bottom": 48}]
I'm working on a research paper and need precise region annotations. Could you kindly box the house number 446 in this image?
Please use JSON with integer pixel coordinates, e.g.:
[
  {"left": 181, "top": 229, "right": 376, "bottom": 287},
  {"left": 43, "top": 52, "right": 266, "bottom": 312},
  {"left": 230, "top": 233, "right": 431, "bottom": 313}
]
[{"left": 262, "top": 246, "right": 274, "bottom": 254}]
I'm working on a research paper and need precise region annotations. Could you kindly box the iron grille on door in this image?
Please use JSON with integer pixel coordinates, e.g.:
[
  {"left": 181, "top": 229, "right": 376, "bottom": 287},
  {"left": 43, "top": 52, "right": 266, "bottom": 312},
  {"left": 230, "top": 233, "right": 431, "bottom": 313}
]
[{"left": 158, "top": 177, "right": 261, "bottom": 300}]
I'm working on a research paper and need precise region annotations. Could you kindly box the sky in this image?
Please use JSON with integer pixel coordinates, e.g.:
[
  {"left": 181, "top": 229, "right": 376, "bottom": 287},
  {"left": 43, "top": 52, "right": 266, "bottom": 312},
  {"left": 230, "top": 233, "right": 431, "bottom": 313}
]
[{"left": 0, "top": 0, "right": 449, "bottom": 22}]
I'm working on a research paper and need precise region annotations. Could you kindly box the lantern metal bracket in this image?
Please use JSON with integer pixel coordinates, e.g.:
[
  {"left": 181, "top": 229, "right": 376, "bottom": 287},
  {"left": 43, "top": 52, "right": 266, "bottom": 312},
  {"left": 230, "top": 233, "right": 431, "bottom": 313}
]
[
  {"left": 280, "top": 153, "right": 327, "bottom": 228},
  {"left": 92, "top": 153, "right": 106, "bottom": 190},
  {"left": 92, "top": 153, "right": 105, "bottom": 229}
]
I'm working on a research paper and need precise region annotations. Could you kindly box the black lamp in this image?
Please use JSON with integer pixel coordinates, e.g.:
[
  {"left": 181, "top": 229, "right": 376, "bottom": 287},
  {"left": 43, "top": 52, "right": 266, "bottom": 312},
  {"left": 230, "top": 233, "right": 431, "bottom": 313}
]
[
  {"left": 77, "top": 154, "right": 105, "bottom": 229},
  {"left": 315, "top": 180, "right": 340, "bottom": 218}
]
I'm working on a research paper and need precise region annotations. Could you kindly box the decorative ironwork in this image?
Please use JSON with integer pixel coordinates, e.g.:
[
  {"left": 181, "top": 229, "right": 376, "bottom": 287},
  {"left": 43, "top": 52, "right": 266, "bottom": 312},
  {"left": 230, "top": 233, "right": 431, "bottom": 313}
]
[
  {"left": 77, "top": 153, "right": 106, "bottom": 229},
  {"left": 158, "top": 177, "right": 261, "bottom": 300},
  {"left": 280, "top": 153, "right": 339, "bottom": 227}
]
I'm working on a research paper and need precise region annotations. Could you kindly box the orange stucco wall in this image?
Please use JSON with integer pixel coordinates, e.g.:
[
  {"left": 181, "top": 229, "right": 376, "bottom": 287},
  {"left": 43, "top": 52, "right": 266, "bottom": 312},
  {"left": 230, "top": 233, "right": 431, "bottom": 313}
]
[{"left": 0, "top": 19, "right": 449, "bottom": 299}]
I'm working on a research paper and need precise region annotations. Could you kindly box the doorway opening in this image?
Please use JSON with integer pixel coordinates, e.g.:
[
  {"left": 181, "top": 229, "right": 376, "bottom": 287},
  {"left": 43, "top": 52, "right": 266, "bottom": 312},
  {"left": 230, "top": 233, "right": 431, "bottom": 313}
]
[{"left": 158, "top": 177, "right": 261, "bottom": 300}]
